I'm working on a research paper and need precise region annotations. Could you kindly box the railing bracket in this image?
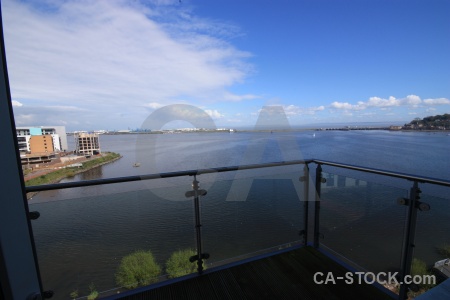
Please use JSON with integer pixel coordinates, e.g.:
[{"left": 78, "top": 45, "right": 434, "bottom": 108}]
[
  {"left": 417, "top": 202, "right": 430, "bottom": 211},
  {"left": 185, "top": 189, "right": 207, "bottom": 198},
  {"left": 397, "top": 197, "right": 430, "bottom": 211},
  {"left": 397, "top": 197, "right": 408, "bottom": 206},
  {"left": 189, "top": 253, "right": 209, "bottom": 262}
]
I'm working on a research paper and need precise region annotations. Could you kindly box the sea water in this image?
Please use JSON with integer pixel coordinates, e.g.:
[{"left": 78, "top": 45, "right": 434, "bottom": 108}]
[{"left": 28, "top": 131, "right": 450, "bottom": 298}]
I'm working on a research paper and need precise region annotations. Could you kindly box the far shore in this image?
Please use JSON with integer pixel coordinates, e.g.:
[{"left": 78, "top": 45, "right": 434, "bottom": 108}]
[{"left": 86, "top": 128, "right": 450, "bottom": 134}]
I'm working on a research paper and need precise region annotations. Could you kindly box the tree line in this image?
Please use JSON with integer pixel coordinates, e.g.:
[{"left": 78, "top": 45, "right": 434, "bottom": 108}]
[{"left": 404, "top": 113, "right": 450, "bottom": 130}]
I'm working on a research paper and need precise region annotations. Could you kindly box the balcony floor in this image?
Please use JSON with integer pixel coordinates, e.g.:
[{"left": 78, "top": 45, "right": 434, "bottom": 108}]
[{"left": 116, "top": 246, "right": 394, "bottom": 300}]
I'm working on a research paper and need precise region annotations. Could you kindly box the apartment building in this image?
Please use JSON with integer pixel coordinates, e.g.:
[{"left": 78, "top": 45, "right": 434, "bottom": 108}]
[
  {"left": 75, "top": 132, "right": 101, "bottom": 155},
  {"left": 16, "top": 126, "right": 68, "bottom": 154}
]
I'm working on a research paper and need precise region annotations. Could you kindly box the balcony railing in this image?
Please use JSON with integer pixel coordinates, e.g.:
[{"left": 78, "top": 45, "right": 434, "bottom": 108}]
[{"left": 25, "top": 159, "right": 450, "bottom": 299}]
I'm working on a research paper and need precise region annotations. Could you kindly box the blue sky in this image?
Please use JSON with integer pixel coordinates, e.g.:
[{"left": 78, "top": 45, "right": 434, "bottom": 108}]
[{"left": 3, "top": 0, "right": 450, "bottom": 131}]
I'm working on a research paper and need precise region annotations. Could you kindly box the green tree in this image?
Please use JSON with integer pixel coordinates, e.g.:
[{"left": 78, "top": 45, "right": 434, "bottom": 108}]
[
  {"left": 411, "top": 258, "right": 435, "bottom": 291},
  {"left": 87, "top": 283, "right": 98, "bottom": 300},
  {"left": 69, "top": 289, "right": 78, "bottom": 299},
  {"left": 115, "top": 250, "right": 161, "bottom": 289},
  {"left": 166, "top": 249, "right": 204, "bottom": 278}
]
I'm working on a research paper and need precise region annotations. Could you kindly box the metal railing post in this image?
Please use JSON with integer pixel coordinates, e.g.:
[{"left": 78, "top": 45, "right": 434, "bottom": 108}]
[
  {"left": 398, "top": 181, "right": 421, "bottom": 299},
  {"left": 299, "top": 164, "right": 309, "bottom": 245},
  {"left": 314, "top": 164, "right": 323, "bottom": 248},
  {"left": 185, "top": 175, "right": 209, "bottom": 274}
]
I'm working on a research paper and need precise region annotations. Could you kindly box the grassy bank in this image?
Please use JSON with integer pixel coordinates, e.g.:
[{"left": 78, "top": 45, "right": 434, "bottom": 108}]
[{"left": 25, "top": 152, "right": 121, "bottom": 187}]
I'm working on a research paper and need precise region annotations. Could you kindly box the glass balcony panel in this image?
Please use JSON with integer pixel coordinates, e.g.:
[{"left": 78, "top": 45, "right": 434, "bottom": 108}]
[
  {"left": 319, "top": 172, "right": 408, "bottom": 275},
  {"left": 29, "top": 181, "right": 196, "bottom": 299},
  {"left": 412, "top": 192, "right": 450, "bottom": 295},
  {"left": 199, "top": 166, "right": 306, "bottom": 268}
]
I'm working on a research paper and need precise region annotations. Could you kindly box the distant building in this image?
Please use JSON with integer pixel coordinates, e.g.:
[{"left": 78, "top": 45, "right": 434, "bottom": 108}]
[
  {"left": 75, "top": 133, "right": 101, "bottom": 155},
  {"left": 389, "top": 125, "right": 403, "bottom": 131},
  {"left": 16, "top": 126, "right": 68, "bottom": 154},
  {"left": 29, "top": 135, "right": 54, "bottom": 154},
  {"left": 94, "top": 130, "right": 107, "bottom": 134}
]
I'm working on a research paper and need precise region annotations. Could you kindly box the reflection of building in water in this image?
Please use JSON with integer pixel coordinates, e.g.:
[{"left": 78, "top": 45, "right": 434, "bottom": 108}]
[
  {"left": 322, "top": 173, "right": 368, "bottom": 188},
  {"left": 75, "top": 133, "right": 101, "bottom": 155}
]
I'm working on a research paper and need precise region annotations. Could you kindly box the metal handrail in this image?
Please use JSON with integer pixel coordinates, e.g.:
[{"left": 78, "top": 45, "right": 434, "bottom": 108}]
[
  {"left": 26, "top": 158, "right": 450, "bottom": 193},
  {"left": 25, "top": 159, "right": 312, "bottom": 192},
  {"left": 312, "top": 159, "right": 450, "bottom": 187}
]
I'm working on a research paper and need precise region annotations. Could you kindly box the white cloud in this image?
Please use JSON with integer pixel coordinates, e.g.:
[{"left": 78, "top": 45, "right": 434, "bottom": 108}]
[
  {"left": 282, "top": 105, "right": 325, "bottom": 116},
  {"left": 3, "top": 0, "right": 253, "bottom": 129},
  {"left": 226, "top": 118, "right": 242, "bottom": 123},
  {"left": 12, "top": 100, "right": 23, "bottom": 107},
  {"left": 400, "top": 95, "right": 422, "bottom": 106},
  {"left": 366, "top": 96, "right": 398, "bottom": 107},
  {"left": 14, "top": 114, "right": 34, "bottom": 125},
  {"left": 144, "top": 102, "right": 165, "bottom": 109},
  {"left": 330, "top": 95, "right": 449, "bottom": 112},
  {"left": 56, "top": 120, "right": 68, "bottom": 125},
  {"left": 222, "top": 92, "right": 259, "bottom": 102},
  {"left": 256, "top": 105, "right": 325, "bottom": 117},
  {"left": 330, "top": 101, "right": 363, "bottom": 110},
  {"left": 423, "top": 98, "right": 450, "bottom": 105},
  {"left": 46, "top": 105, "right": 87, "bottom": 112},
  {"left": 205, "top": 109, "right": 224, "bottom": 119}
]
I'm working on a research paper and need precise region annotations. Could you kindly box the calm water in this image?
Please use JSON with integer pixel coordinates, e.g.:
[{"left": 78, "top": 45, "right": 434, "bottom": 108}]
[{"left": 28, "top": 131, "right": 450, "bottom": 299}]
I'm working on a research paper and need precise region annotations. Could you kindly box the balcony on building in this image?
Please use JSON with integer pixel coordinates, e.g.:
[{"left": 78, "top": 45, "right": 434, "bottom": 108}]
[{"left": 22, "top": 159, "right": 450, "bottom": 300}]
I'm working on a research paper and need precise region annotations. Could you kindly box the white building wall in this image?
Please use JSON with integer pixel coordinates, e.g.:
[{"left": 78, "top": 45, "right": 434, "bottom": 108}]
[{"left": 51, "top": 134, "right": 61, "bottom": 151}]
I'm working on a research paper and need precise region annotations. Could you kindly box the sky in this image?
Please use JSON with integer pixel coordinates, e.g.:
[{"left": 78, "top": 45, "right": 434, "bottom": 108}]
[{"left": 3, "top": 0, "right": 450, "bottom": 131}]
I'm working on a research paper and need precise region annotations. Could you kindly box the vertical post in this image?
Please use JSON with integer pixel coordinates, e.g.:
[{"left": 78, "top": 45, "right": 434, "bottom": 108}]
[
  {"left": 399, "top": 181, "right": 421, "bottom": 299},
  {"left": 314, "top": 164, "right": 323, "bottom": 248},
  {"left": 193, "top": 176, "right": 204, "bottom": 273},
  {"left": 185, "top": 175, "right": 209, "bottom": 274},
  {"left": 301, "top": 164, "right": 309, "bottom": 246}
]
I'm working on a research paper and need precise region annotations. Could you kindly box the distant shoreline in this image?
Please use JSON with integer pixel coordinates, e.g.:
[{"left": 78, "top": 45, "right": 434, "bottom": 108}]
[{"left": 70, "top": 128, "right": 450, "bottom": 135}]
